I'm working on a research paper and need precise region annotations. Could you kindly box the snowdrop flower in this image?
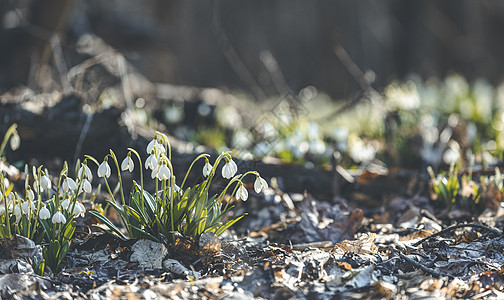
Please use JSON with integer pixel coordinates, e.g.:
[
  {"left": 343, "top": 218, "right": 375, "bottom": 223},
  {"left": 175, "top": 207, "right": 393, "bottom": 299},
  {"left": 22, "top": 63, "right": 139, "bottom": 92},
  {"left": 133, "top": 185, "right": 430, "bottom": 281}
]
[
  {"left": 82, "top": 179, "right": 92, "bottom": 193},
  {"left": 203, "top": 160, "right": 212, "bottom": 177},
  {"left": 236, "top": 183, "right": 248, "bottom": 201},
  {"left": 14, "top": 204, "right": 21, "bottom": 219},
  {"left": 151, "top": 164, "right": 160, "bottom": 179},
  {"left": 222, "top": 158, "right": 238, "bottom": 179},
  {"left": 77, "top": 163, "right": 93, "bottom": 181},
  {"left": 40, "top": 175, "right": 51, "bottom": 190},
  {"left": 121, "top": 156, "right": 134, "bottom": 172},
  {"left": 39, "top": 206, "right": 50, "bottom": 220},
  {"left": 97, "top": 160, "right": 111, "bottom": 178},
  {"left": 61, "top": 198, "right": 70, "bottom": 209},
  {"left": 21, "top": 201, "right": 34, "bottom": 214},
  {"left": 72, "top": 202, "right": 86, "bottom": 218},
  {"left": 0, "top": 191, "right": 2, "bottom": 200},
  {"left": 62, "top": 177, "right": 77, "bottom": 192},
  {"left": 145, "top": 153, "right": 158, "bottom": 170},
  {"left": 147, "top": 138, "right": 157, "bottom": 153},
  {"left": 10, "top": 132, "right": 20, "bottom": 151},
  {"left": 254, "top": 176, "right": 268, "bottom": 193},
  {"left": 0, "top": 207, "right": 4, "bottom": 216},
  {"left": 157, "top": 164, "right": 171, "bottom": 181},
  {"left": 52, "top": 211, "right": 66, "bottom": 224},
  {"left": 33, "top": 181, "right": 39, "bottom": 193},
  {"left": 168, "top": 183, "right": 181, "bottom": 195},
  {"left": 76, "top": 202, "right": 86, "bottom": 217}
]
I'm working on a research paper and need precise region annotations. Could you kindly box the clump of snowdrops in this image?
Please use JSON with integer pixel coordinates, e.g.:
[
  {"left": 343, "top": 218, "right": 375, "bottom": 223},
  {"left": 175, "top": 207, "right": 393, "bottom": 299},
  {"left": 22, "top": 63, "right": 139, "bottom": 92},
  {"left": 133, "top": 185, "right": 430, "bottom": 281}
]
[
  {"left": 87, "top": 132, "right": 267, "bottom": 242},
  {"left": 0, "top": 124, "right": 89, "bottom": 273}
]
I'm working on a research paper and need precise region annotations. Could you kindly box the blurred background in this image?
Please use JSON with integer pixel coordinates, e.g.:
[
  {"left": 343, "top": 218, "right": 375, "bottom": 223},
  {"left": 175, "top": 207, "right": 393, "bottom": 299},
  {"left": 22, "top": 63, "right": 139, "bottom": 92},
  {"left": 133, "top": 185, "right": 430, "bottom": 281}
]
[
  {"left": 1, "top": 0, "right": 504, "bottom": 187},
  {"left": 2, "top": 0, "right": 504, "bottom": 95}
]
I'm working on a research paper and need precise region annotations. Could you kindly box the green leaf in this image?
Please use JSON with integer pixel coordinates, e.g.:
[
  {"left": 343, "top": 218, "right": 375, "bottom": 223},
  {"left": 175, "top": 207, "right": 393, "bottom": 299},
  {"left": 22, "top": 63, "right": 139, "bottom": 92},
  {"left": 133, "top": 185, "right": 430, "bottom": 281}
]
[
  {"left": 62, "top": 221, "right": 76, "bottom": 242},
  {"left": 89, "top": 210, "right": 127, "bottom": 240},
  {"left": 130, "top": 224, "right": 160, "bottom": 242},
  {"left": 0, "top": 224, "right": 11, "bottom": 238},
  {"left": 39, "top": 219, "right": 52, "bottom": 242},
  {"left": 214, "top": 214, "right": 246, "bottom": 236},
  {"left": 35, "top": 259, "right": 45, "bottom": 276}
]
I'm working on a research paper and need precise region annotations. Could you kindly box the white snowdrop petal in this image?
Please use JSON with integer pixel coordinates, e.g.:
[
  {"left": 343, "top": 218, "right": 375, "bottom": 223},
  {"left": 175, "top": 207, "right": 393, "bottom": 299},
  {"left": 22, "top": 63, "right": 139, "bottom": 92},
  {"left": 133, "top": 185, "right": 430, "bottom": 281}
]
[
  {"left": 147, "top": 139, "right": 156, "bottom": 153},
  {"left": 238, "top": 185, "right": 248, "bottom": 201},
  {"left": 84, "top": 165, "right": 93, "bottom": 181},
  {"left": 61, "top": 199, "right": 70, "bottom": 209},
  {"left": 52, "top": 211, "right": 66, "bottom": 224},
  {"left": 128, "top": 157, "right": 134, "bottom": 172},
  {"left": 83, "top": 179, "right": 92, "bottom": 193},
  {"left": 121, "top": 157, "right": 129, "bottom": 171},
  {"left": 39, "top": 206, "right": 50, "bottom": 220},
  {"left": 203, "top": 162, "right": 212, "bottom": 177},
  {"left": 40, "top": 175, "right": 51, "bottom": 190}
]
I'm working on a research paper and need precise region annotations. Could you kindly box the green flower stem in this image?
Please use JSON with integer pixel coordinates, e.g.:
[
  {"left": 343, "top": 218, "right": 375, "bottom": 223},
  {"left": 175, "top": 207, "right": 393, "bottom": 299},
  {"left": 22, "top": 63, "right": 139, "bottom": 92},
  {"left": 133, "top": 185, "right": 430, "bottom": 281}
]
[
  {"left": 128, "top": 148, "right": 145, "bottom": 211},
  {"left": 103, "top": 176, "right": 132, "bottom": 238},
  {"left": 156, "top": 131, "right": 172, "bottom": 161},
  {"left": 164, "top": 159, "right": 175, "bottom": 240},
  {"left": 180, "top": 153, "right": 210, "bottom": 190},
  {"left": 0, "top": 174, "right": 11, "bottom": 237},
  {"left": 0, "top": 123, "right": 17, "bottom": 158},
  {"left": 220, "top": 171, "right": 258, "bottom": 213},
  {"left": 109, "top": 150, "right": 125, "bottom": 206}
]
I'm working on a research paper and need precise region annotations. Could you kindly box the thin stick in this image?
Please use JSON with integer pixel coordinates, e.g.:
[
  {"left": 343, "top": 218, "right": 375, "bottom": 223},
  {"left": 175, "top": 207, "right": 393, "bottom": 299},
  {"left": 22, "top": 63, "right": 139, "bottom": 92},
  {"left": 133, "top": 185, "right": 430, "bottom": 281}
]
[
  {"left": 412, "top": 223, "right": 502, "bottom": 247},
  {"left": 399, "top": 253, "right": 451, "bottom": 278}
]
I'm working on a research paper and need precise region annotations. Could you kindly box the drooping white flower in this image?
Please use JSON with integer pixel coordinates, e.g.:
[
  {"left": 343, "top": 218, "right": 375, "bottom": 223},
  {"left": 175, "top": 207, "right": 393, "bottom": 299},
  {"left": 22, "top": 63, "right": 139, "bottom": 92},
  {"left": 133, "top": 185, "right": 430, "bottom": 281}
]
[
  {"left": 72, "top": 202, "right": 86, "bottom": 218},
  {"left": 167, "top": 182, "right": 181, "bottom": 195},
  {"left": 78, "top": 163, "right": 93, "bottom": 181},
  {"left": 62, "top": 177, "right": 77, "bottom": 192},
  {"left": 0, "top": 191, "right": 2, "bottom": 200},
  {"left": 145, "top": 154, "right": 158, "bottom": 170},
  {"left": 229, "top": 159, "right": 238, "bottom": 174},
  {"left": 147, "top": 138, "right": 157, "bottom": 153},
  {"left": 121, "top": 156, "right": 134, "bottom": 172},
  {"left": 61, "top": 198, "right": 70, "bottom": 209},
  {"left": 203, "top": 161, "right": 212, "bottom": 177},
  {"left": 151, "top": 164, "right": 160, "bottom": 179},
  {"left": 10, "top": 133, "right": 20, "bottom": 151},
  {"left": 157, "top": 164, "right": 171, "bottom": 181},
  {"left": 40, "top": 175, "right": 52, "bottom": 191},
  {"left": 222, "top": 159, "right": 237, "bottom": 179},
  {"left": 76, "top": 202, "right": 86, "bottom": 217},
  {"left": 254, "top": 176, "right": 268, "bottom": 193},
  {"left": 21, "top": 201, "right": 34, "bottom": 214},
  {"left": 156, "top": 143, "right": 166, "bottom": 155},
  {"left": 39, "top": 206, "right": 50, "bottom": 220},
  {"left": 14, "top": 204, "right": 21, "bottom": 219},
  {"left": 82, "top": 179, "right": 92, "bottom": 193},
  {"left": 0, "top": 207, "right": 4, "bottom": 216},
  {"left": 97, "top": 161, "right": 111, "bottom": 178},
  {"left": 236, "top": 183, "right": 248, "bottom": 201},
  {"left": 52, "top": 211, "right": 66, "bottom": 224}
]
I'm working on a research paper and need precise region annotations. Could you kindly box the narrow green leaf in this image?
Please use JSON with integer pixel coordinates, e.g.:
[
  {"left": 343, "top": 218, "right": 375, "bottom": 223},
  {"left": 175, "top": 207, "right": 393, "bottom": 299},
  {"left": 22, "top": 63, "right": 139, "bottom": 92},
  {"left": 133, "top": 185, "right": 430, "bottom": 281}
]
[{"left": 89, "top": 210, "right": 127, "bottom": 240}]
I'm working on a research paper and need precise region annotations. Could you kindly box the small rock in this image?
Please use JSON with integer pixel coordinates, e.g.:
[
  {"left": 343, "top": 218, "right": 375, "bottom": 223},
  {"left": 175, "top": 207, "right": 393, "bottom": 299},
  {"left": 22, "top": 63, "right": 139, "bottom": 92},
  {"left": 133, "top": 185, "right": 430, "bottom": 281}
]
[
  {"left": 130, "top": 239, "right": 167, "bottom": 269},
  {"left": 163, "top": 259, "right": 200, "bottom": 279}
]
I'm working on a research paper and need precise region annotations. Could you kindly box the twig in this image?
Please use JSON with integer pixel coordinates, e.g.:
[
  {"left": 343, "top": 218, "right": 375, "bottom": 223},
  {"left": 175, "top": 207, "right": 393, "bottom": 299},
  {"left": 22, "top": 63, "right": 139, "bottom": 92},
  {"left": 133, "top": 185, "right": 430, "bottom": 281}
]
[
  {"left": 50, "top": 34, "right": 72, "bottom": 94},
  {"left": 319, "top": 44, "right": 381, "bottom": 123},
  {"left": 73, "top": 112, "right": 94, "bottom": 166},
  {"left": 212, "top": 0, "right": 267, "bottom": 101},
  {"left": 399, "top": 253, "right": 451, "bottom": 278},
  {"left": 412, "top": 223, "right": 502, "bottom": 247},
  {"left": 259, "top": 51, "right": 291, "bottom": 95}
]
